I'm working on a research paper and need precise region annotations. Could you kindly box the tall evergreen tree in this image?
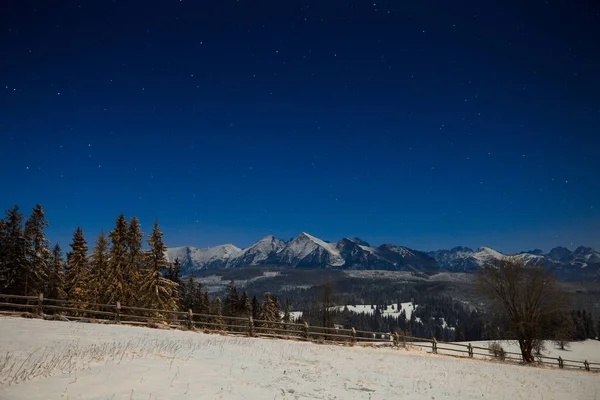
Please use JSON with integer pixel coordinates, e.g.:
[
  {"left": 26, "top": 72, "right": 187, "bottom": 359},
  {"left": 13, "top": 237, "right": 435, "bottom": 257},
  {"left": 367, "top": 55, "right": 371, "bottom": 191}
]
[
  {"left": 47, "top": 244, "right": 67, "bottom": 300},
  {"left": 182, "top": 274, "right": 198, "bottom": 311},
  {"left": 259, "top": 292, "right": 278, "bottom": 324},
  {"left": 65, "top": 227, "right": 90, "bottom": 306},
  {"left": 126, "top": 216, "right": 144, "bottom": 301},
  {"left": 0, "top": 219, "right": 9, "bottom": 291},
  {"left": 139, "top": 220, "right": 178, "bottom": 314},
  {"left": 89, "top": 231, "right": 110, "bottom": 303},
  {"left": 192, "top": 282, "right": 205, "bottom": 314},
  {"left": 224, "top": 280, "right": 239, "bottom": 316},
  {"left": 239, "top": 291, "right": 251, "bottom": 316},
  {"left": 251, "top": 295, "right": 260, "bottom": 320},
  {"left": 282, "top": 301, "right": 291, "bottom": 330},
  {"left": 165, "top": 258, "right": 183, "bottom": 307},
  {"left": 212, "top": 296, "right": 226, "bottom": 330},
  {"left": 105, "top": 214, "right": 129, "bottom": 305},
  {"left": 23, "top": 204, "right": 51, "bottom": 296},
  {"left": 201, "top": 291, "right": 211, "bottom": 312},
  {"left": 2, "top": 206, "right": 28, "bottom": 295}
]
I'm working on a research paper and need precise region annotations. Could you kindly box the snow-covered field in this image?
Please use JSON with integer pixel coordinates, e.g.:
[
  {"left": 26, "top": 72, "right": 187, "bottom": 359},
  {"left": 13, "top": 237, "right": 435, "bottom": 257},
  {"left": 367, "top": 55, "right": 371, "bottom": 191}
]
[{"left": 1, "top": 317, "right": 599, "bottom": 400}]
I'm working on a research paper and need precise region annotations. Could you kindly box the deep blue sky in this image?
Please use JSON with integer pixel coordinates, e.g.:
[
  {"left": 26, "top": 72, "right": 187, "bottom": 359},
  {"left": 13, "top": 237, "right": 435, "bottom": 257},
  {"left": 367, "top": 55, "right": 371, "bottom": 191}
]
[{"left": 1, "top": 1, "right": 599, "bottom": 253}]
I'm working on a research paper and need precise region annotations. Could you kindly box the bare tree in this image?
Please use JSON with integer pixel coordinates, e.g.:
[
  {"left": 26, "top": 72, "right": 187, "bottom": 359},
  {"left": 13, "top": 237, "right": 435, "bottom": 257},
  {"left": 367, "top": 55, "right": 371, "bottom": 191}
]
[{"left": 474, "top": 256, "right": 569, "bottom": 363}]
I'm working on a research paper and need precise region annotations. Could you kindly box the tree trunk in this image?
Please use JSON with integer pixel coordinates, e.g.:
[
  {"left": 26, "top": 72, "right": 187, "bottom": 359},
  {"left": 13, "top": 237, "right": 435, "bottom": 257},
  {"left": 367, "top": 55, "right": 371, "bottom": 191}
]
[{"left": 519, "top": 340, "right": 534, "bottom": 363}]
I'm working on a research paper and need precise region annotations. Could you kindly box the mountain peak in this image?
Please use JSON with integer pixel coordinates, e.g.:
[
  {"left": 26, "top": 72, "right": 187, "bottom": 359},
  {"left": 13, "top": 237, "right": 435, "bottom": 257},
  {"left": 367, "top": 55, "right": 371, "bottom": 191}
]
[{"left": 348, "top": 237, "right": 371, "bottom": 246}]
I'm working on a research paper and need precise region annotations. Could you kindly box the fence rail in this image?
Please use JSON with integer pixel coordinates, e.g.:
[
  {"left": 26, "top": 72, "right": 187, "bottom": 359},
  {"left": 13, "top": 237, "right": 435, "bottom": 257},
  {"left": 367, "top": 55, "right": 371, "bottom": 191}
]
[{"left": 0, "top": 293, "right": 597, "bottom": 373}]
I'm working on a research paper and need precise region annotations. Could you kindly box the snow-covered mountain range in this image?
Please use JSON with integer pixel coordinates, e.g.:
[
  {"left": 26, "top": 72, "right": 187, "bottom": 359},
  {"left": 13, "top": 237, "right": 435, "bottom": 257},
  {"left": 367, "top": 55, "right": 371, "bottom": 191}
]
[{"left": 165, "top": 232, "right": 600, "bottom": 281}]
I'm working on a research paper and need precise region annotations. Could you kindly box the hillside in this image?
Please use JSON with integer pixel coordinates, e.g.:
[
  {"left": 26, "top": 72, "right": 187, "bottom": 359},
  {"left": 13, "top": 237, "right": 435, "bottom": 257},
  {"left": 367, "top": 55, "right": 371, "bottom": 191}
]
[{"left": 1, "top": 318, "right": 599, "bottom": 399}]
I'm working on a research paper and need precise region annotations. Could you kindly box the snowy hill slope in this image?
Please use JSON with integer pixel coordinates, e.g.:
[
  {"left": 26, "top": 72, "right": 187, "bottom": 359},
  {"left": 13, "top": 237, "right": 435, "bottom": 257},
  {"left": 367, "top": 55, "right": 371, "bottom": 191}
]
[{"left": 1, "top": 318, "right": 598, "bottom": 400}]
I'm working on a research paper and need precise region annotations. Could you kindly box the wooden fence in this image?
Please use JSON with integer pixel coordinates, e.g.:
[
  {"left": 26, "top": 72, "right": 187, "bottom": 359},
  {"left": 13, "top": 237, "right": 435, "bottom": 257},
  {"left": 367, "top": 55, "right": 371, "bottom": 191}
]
[{"left": 0, "top": 293, "right": 598, "bottom": 373}]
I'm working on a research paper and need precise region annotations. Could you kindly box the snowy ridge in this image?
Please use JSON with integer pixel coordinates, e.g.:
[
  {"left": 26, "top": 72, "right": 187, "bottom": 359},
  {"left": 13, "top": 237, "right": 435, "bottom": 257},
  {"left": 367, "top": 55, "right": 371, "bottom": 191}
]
[
  {"left": 227, "top": 235, "right": 285, "bottom": 267},
  {"left": 277, "top": 232, "right": 345, "bottom": 267},
  {"left": 166, "top": 244, "right": 242, "bottom": 274},
  {"left": 166, "top": 232, "right": 600, "bottom": 281}
]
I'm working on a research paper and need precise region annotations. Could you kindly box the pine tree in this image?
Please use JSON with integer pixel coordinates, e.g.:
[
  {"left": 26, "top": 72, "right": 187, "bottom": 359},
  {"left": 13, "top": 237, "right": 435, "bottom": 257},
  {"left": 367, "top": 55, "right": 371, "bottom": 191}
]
[
  {"left": 2, "top": 206, "right": 28, "bottom": 295},
  {"left": 139, "top": 220, "right": 178, "bottom": 316},
  {"left": 105, "top": 214, "right": 129, "bottom": 305},
  {"left": 239, "top": 291, "right": 251, "bottom": 316},
  {"left": 259, "top": 292, "right": 278, "bottom": 331},
  {"left": 165, "top": 258, "right": 183, "bottom": 308},
  {"left": 182, "top": 274, "right": 197, "bottom": 311},
  {"left": 192, "top": 281, "right": 205, "bottom": 314},
  {"left": 251, "top": 295, "right": 260, "bottom": 320},
  {"left": 212, "top": 296, "right": 226, "bottom": 330},
  {"left": 23, "top": 204, "right": 51, "bottom": 296},
  {"left": 89, "top": 231, "right": 110, "bottom": 303},
  {"left": 65, "top": 227, "right": 90, "bottom": 307},
  {"left": 0, "top": 219, "right": 9, "bottom": 291},
  {"left": 224, "top": 280, "right": 239, "bottom": 317},
  {"left": 126, "top": 216, "right": 144, "bottom": 302},
  {"left": 282, "top": 301, "right": 291, "bottom": 330},
  {"left": 47, "top": 244, "right": 67, "bottom": 300}
]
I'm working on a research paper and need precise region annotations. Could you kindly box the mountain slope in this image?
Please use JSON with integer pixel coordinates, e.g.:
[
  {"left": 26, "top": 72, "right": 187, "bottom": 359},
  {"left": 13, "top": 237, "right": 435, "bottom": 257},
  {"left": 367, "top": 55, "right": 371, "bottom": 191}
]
[
  {"left": 166, "top": 234, "right": 599, "bottom": 281},
  {"left": 277, "top": 232, "right": 345, "bottom": 267},
  {"left": 227, "top": 235, "right": 285, "bottom": 267},
  {"left": 166, "top": 244, "right": 242, "bottom": 275}
]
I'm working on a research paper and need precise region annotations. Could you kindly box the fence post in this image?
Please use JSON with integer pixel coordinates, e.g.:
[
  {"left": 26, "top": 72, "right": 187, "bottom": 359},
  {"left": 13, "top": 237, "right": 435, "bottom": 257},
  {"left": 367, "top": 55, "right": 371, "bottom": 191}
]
[
  {"left": 37, "top": 293, "right": 44, "bottom": 317},
  {"left": 248, "top": 316, "right": 254, "bottom": 337},
  {"left": 188, "top": 309, "right": 194, "bottom": 330},
  {"left": 303, "top": 321, "right": 310, "bottom": 341},
  {"left": 468, "top": 343, "right": 473, "bottom": 358},
  {"left": 558, "top": 356, "right": 564, "bottom": 369},
  {"left": 115, "top": 301, "right": 121, "bottom": 323},
  {"left": 351, "top": 327, "right": 357, "bottom": 344},
  {"left": 432, "top": 338, "right": 437, "bottom": 354},
  {"left": 584, "top": 360, "right": 590, "bottom": 371}
]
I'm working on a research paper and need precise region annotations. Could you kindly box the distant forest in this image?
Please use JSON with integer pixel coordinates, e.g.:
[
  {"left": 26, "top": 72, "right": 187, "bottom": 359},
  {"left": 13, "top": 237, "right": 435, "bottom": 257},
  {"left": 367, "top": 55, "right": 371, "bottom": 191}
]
[{"left": 1, "top": 204, "right": 598, "bottom": 343}]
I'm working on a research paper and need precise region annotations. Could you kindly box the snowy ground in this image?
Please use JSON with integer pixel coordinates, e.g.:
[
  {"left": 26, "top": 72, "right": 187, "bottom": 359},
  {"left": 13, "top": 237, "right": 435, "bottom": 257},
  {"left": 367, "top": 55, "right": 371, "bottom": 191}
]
[{"left": 1, "top": 317, "right": 599, "bottom": 400}]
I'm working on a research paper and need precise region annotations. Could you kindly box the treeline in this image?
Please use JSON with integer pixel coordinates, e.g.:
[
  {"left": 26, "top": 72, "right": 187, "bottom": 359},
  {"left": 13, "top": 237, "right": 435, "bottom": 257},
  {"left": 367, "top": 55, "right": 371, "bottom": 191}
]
[
  {"left": 0, "top": 204, "right": 290, "bottom": 326},
  {"left": 0, "top": 204, "right": 179, "bottom": 314}
]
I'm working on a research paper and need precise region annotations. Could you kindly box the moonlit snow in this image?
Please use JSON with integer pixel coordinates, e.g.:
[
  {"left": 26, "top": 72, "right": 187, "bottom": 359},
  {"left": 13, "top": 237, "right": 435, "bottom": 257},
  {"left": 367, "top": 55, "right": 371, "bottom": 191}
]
[{"left": 1, "top": 317, "right": 599, "bottom": 399}]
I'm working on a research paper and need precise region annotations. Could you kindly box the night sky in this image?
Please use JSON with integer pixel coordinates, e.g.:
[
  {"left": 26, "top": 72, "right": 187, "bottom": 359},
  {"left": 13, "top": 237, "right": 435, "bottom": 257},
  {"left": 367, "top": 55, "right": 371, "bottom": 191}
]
[{"left": 1, "top": 1, "right": 599, "bottom": 253}]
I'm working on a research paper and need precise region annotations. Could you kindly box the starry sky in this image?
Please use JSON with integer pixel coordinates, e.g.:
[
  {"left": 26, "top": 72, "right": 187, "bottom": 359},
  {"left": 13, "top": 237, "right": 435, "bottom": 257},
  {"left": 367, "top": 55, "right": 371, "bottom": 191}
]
[{"left": 1, "top": 1, "right": 599, "bottom": 253}]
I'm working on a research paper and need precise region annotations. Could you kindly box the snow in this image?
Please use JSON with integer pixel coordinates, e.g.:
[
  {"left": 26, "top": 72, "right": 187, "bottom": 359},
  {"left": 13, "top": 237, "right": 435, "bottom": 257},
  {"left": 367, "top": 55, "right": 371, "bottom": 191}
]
[
  {"left": 278, "top": 232, "right": 345, "bottom": 267},
  {"left": 166, "top": 244, "right": 242, "bottom": 269},
  {"left": 227, "top": 235, "right": 285, "bottom": 266},
  {"left": 448, "top": 340, "right": 600, "bottom": 364},
  {"left": 331, "top": 302, "right": 418, "bottom": 321},
  {"left": 1, "top": 317, "right": 598, "bottom": 400}
]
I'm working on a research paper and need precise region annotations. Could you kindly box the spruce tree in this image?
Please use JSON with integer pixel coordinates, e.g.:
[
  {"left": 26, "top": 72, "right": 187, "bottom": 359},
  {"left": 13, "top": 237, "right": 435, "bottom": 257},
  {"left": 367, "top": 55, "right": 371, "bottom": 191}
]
[
  {"left": 0, "top": 219, "right": 9, "bottom": 291},
  {"left": 23, "top": 204, "right": 51, "bottom": 296},
  {"left": 259, "top": 292, "right": 278, "bottom": 331},
  {"left": 182, "top": 274, "right": 197, "bottom": 311},
  {"left": 105, "top": 214, "right": 129, "bottom": 305},
  {"left": 212, "top": 296, "right": 226, "bottom": 330},
  {"left": 201, "top": 291, "right": 211, "bottom": 314},
  {"left": 165, "top": 258, "right": 183, "bottom": 308},
  {"left": 126, "top": 216, "right": 144, "bottom": 302},
  {"left": 282, "top": 301, "right": 291, "bottom": 330},
  {"left": 65, "top": 227, "right": 90, "bottom": 307},
  {"left": 89, "top": 231, "right": 110, "bottom": 303},
  {"left": 251, "top": 295, "right": 260, "bottom": 320},
  {"left": 224, "top": 280, "right": 239, "bottom": 317},
  {"left": 239, "top": 291, "right": 251, "bottom": 316},
  {"left": 192, "top": 282, "right": 205, "bottom": 314},
  {"left": 2, "top": 206, "right": 27, "bottom": 295},
  {"left": 139, "top": 220, "right": 178, "bottom": 315},
  {"left": 47, "top": 244, "right": 67, "bottom": 300}
]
